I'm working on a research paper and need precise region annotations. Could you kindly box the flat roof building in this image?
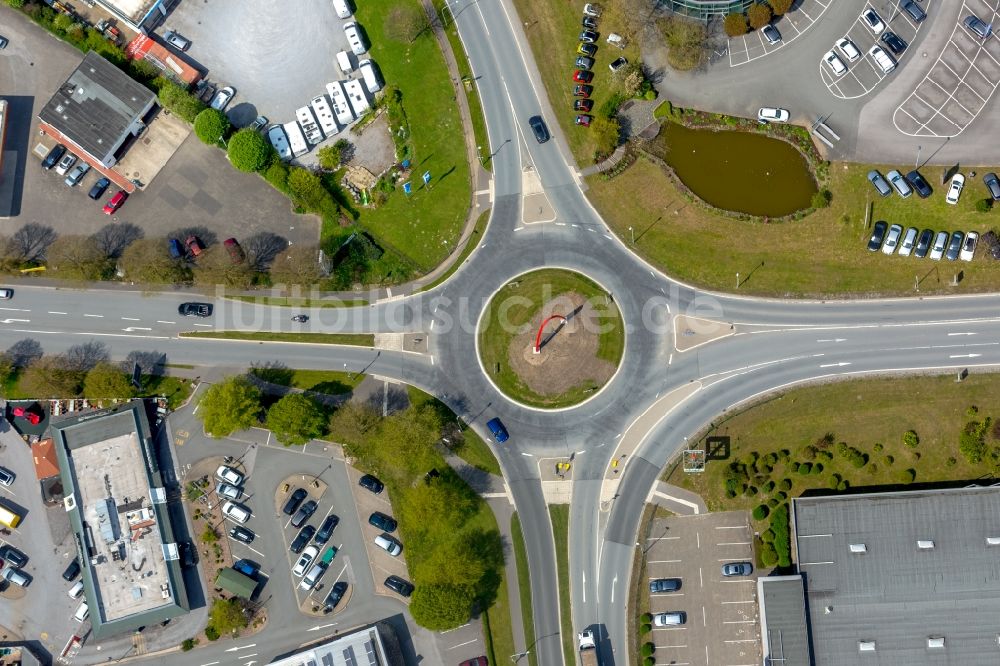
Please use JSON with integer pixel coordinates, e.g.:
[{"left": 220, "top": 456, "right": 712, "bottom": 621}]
[
  {"left": 791, "top": 486, "right": 1000, "bottom": 665},
  {"left": 92, "top": 0, "right": 168, "bottom": 33},
  {"left": 52, "top": 400, "right": 188, "bottom": 639},
  {"left": 269, "top": 624, "right": 395, "bottom": 666},
  {"left": 758, "top": 575, "right": 811, "bottom": 666}
]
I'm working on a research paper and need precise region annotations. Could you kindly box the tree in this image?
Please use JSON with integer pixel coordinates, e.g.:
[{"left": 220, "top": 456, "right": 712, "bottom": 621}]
[
  {"left": 156, "top": 78, "right": 206, "bottom": 123},
  {"left": 120, "top": 239, "right": 192, "bottom": 284},
  {"left": 747, "top": 3, "right": 773, "bottom": 29},
  {"left": 228, "top": 129, "right": 272, "bottom": 172},
  {"left": 200, "top": 525, "right": 219, "bottom": 544},
  {"left": 266, "top": 393, "right": 326, "bottom": 446},
  {"left": 384, "top": 3, "right": 429, "bottom": 44},
  {"left": 269, "top": 244, "right": 324, "bottom": 286},
  {"left": 198, "top": 376, "right": 262, "bottom": 437},
  {"left": 46, "top": 235, "right": 112, "bottom": 280},
  {"left": 328, "top": 401, "right": 382, "bottom": 444},
  {"left": 659, "top": 17, "right": 705, "bottom": 71},
  {"left": 621, "top": 67, "right": 645, "bottom": 98},
  {"left": 84, "top": 362, "right": 137, "bottom": 398},
  {"left": 9, "top": 223, "right": 57, "bottom": 264},
  {"left": 409, "top": 583, "right": 475, "bottom": 630},
  {"left": 192, "top": 246, "right": 256, "bottom": 288},
  {"left": 414, "top": 534, "right": 489, "bottom": 587},
  {"left": 91, "top": 223, "right": 144, "bottom": 259},
  {"left": 207, "top": 598, "right": 249, "bottom": 636},
  {"left": 317, "top": 139, "right": 352, "bottom": 171},
  {"left": 768, "top": 0, "right": 793, "bottom": 14},
  {"left": 0, "top": 353, "right": 14, "bottom": 389},
  {"left": 723, "top": 12, "right": 749, "bottom": 37},
  {"left": 194, "top": 108, "right": 230, "bottom": 145},
  {"left": 590, "top": 115, "right": 620, "bottom": 159},
  {"left": 19, "top": 355, "right": 85, "bottom": 397},
  {"left": 287, "top": 168, "right": 328, "bottom": 211}
]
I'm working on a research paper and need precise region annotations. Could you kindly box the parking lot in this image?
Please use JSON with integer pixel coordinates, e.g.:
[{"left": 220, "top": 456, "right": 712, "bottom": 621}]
[
  {"left": 728, "top": 0, "right": 834, "bottom": 67},
  {"left": 893, "top": 0, "right": 1000, "bottom": 136},
  {"left": 346, "top": 467, "right": 413, "bottom": 602},
  {"left": 821, "top": 2, "right": 930, "bottom": 100},
  {"left": 644, "top": 511, "right": 759, "bottom": 666}
]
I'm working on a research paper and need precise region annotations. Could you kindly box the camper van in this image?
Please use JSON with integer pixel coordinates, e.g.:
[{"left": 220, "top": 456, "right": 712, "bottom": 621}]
[
  {"left": 333, "top": 0, "right": 352, "bottom": 19},
  {"left": 282, "top": 121, "right": 309, "bottom": 157},
  {"left": 343, "top": 22, "right": 367, "bottom": 56},
  {"left": 310, "top": 95, "right": 339, "bottom": 137},
  {"left": 296, "top": 106, "right": 324, "bottom": 145},
  {"left": 359, "top": 59, "right": 383, "bottom": 94},
  {"left": 326, "top": 81, "right": 356, "bottom": 126},
  {"left": 336, "top": 51, "right": 353, "bottom": 75},
  {"left": 343, "top": 79, "right": 370, "bottom": 117}
]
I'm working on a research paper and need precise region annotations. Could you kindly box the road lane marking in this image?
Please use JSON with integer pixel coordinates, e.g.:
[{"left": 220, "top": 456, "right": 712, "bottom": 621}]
[
  {"left": 84, "top": 314, "right": 103, "bottom": 317},
  {"left": 819, "top": 362, "right": 851, "bottom": 368},
  {"left": 950, "top": 353, "right": 982, "bottom": 358},
  {"left": 48, "top": 311, "right": 67, "bottom": 315},
  {"left": 447, "top": 639, "right": 478, "bottom": 650},
  {"left": 0, "top": 319, "right": 29, "bottom": 323},
  {"left": 121, "top": 317, "right": 140, "bottom": 321},
  {"left": 948, "top": 332, "right": 976, "bottom": 336}
]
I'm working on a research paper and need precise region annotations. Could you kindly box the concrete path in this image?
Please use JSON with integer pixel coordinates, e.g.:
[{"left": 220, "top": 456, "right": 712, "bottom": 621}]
[{"left": 648, "top": 481, "right": 707, "bottom": 516}]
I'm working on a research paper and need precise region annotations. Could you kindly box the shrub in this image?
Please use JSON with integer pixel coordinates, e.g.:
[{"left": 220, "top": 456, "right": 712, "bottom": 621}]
[
  {"left": 644, "top": 657, "right": 655, "bottom": 666},
  {"left": 776, "top": 491, "right": 787, "bottom": 501},
  {"left": 640, "top": 622, "right": 652, "bottom": 635},
  {"left": 181, "top": 639, "right": 196, "bottom": 651},
  {"left": 797, "top": 462, "right": 811, "bottom": 475},
  {"left": 641, "top": 612, "right": 652, "bottom": 624},
  {"left": 810, "top": 463, "right": 823, "bottom": 475},
  {"left": 903, "top": 430, "right": 919, "bottom": 448},
  {"left": 194, "top": 108, "right": 230, "bottom": 144},
  {"left": 968, "top": 405, "right": 979, "bottom": 417},
  {"left": 767, "top": 498, "right": 779, "bottom": 509},
  {"left": 960, "top": 425, "right": 987, "bottom": 464},
  {"left": 205, "top": 626, "right": 220, "bottom": 641},
  {"left": 780, "top": 478, "right": 792, "bottom": 491},
  {"left": 850, "top": 452, "right": 867, "bottom": 468},
  {"left": 156, "top": 78, "right": 206, "bottom": 123},
  {"left": 762, "top": 480, "right": 775, "bottom": 494},
  {"left": 827, "top": 474, "right": 841, "bottom": 489},
  {"left": 883, "top": 455, "right": 894, "bottom": 465},
  {"left": 898, "top": 468, "right": 916, "bottom": 484},
  {"left": 761, "top": 528, "right": 775, "bottom": 542},
  {"left": 752, "top": 504, "right": 770, "bottom": 520},
  {"left": 228, "top": 129, "right": 273, "bottom": 172},
  {"left": 318, "top": 138, "right": 351, "bottom": 171},
  {"left": 837, "top": 480, "right": 849, "bottom": 491},
  {"left": 836, "top": 442, "right": 849, "bottom": 457},
  {"left": 745, "top": 485, "right": 759, "bottom": 497},
  {"left": 790, "top": 462, "right": 800, "bottom": 472},
  {"left": 642, "top": 643, "right": 655, "bottom": 657},
  {"left": 725, "top": 488, "right": 738, "bottom": 499},
  {"left": 263, "top": 158, "right": 291, "bottom": 194},
  {"left": 867, "top": 463, "right": 878, "bottom": 475},
  {"left": 644, "top": 89, "right": 657, "bottom": 100},
  {"left": 723, "top": 12, "right": 748, "bottom": 36},
  {"left": 760, "top": 541, "right": 778, "bottom": 566},
  {"left": 659, "top": 16, "right": 706, "bottom": 71},
  {"left": 801, "top": 446, "right": 817, "bottom": 461},
  {"left": 768, "top": 0, "right": 793, "bottom": 14},
  {"left": 873, "top": 442, "right": 883, "bottom": 452},
  {"left": 946, "top": 457, "right": 957, "bottom": 466},
  {"left": 811, "top": 189, "right": 832, "bottom": 209},
  {"left": 747, "top": 3, "right": 773, "bottom": 29},
  {"left": 976, "top": 198, "right": 993, "bottom": 213}
]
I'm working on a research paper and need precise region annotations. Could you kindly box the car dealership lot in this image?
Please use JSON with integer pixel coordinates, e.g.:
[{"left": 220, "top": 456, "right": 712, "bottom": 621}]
[
  {"left": 645, "top": 511, "right": 759, "bottom": 666},
  {"left": 728, "top": 0, "right": 834, "bottom": 67}
]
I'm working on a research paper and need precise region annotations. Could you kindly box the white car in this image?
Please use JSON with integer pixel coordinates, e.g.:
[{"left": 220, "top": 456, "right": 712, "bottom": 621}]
[
  {"left": 882, "top": 224, "right": 902, "bottom": 255},
  {"left": 293, "top": 546, "right": 319, "bottom": 577},
  {"left": 929, "top": 231, "right": 948, "bottom": 260},
  {"left": 221, "top": 501, "right": 251, "bottom": 524},
  {"left": 960, "top": 231, "right": 979, "bottom": 261},
  {"left": 946, "top": 174, "right": 965, "bottom": 204},
  {"left": 823, "top": 51, "right": 847, "bottom": 76},
  {"left": 868, "top": 44, "right": 896, "bottom": 74},
  {"left": 0, "top": 466, "right": 14, "bottom": 486},
  {"left": 862, "top": 8, "right": 885, "bottom": 34},
  {"left": 54, "top": 152, "right": 77, "bottom": 176},
  {"left": 215, "top": 465, "right": 244, "bottom": 486},
  {"left": 757, "top": 107, "right": 789, "bottom": 123},
  {"left": 210, "top": 86, "right": 235, "bottom": 111},
  {"left": 653, "top": 612, "right": 686, "bottom": 626},
  {"left": 898, "top": 227, "right": 918, "bottom": 257},
  {"left": 835, "top": 37, "right": 861, "bottom": 62},
  {"left": 216, "top": 483, "right": 242, "bottom": 500},
  {"left": 374, "top": 534, "right": 402, "bottom": 556}
]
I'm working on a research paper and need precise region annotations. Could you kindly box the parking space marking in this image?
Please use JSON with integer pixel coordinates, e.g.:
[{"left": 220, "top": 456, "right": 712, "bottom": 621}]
[
  {"left": 648, "top": 559, "right": 681, "bottom": 564},
  {"left": 717, "top": 541, "right": 751, "bottom": 546},
  {"left": 646, "top": 535, "right": 680, "bottom": 542},
  {"left": 727, "top": 0, "right": 833, "bottom": 67}
]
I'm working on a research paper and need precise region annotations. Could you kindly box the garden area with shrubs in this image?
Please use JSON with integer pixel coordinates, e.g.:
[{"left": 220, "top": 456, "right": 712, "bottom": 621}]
[{"left": 723, "top": 0, "right": 794, "bottom": 38}]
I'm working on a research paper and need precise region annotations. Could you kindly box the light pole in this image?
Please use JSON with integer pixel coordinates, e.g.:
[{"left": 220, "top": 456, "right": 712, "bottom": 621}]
[
  {"left": 916, "top": 145, "right": 921, "bottom": 168},
  {"left": 477, "top": 145, "right": 483, "bottom": 166},
  {"left": 629, "top": 226, "right": 634, "bottom": 244},
  {"left": 510, "top": 650, "right": 530, "bottom": 662}
]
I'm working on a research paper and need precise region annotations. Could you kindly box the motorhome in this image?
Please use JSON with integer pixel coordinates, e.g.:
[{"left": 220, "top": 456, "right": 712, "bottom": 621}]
[
  {"left": 343, "top": 79, "right": 370, "bottom": 117},
  {"left": 310, "top": 95, "right": 339, "bottom": 137},
  {"left": 282, "top": 121, "right": 309, "bottom": 156},
  {"left": 296, "top": 106, "right": 324, "bottom": 145},
  {"left": 359, "top": 59, "right": 383, "bottom": 94},
  {"left": 326, "top": 81, "right": 356, "bottom": 126}
]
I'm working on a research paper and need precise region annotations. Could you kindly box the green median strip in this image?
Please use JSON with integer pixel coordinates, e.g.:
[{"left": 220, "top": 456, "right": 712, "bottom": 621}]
[
  {"left": 511, "top": 513, "right": 538, "bottom": 666},
  {"left": 549, "top": 504, "right": 575, "bottom": 666},
  {"left": 179, "top": 331, "right": 375, "bottom": 346},
  {"left": 229, "top": 295, "right": 367, "bottom": 308}
]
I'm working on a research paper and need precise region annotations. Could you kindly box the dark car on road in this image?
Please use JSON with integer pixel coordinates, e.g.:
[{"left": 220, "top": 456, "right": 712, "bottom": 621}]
[
  {"left": 88, "top": 176, "right": 111, "bottom": 200},
  {"left": 291, "top": 500, "right": 318, "bottom": 528},
  {"left": 946, "top": 231, "right": 964, "bottom": 261},
  {"left": 528, "top": 115, "right": 549, "bottom": 144},
  {"left": 41, "top": 144, "right": 66, "bottom": 170},
  {"left": 0, "top": 545, "right": 28, "bottom": 569},
  {"left": 62, "top": 558, "right": 81, "bottom": 581},
  {"left": 487, "top": 417, "right": 509, "bottom": 443},
  {"left": 984, "top": 172, "right": 1000, "bottom": 200},
  {"left": 179, "top": 541, "right": 196, "bottom": 568},
  {"left": 369, "top": 511, "right": 397, "bottom": 532},
  {"left": 867, "top": 220, "right": 888, "bottom": 251},
  {"left": 230, "top": 526, "right": 255, "bottom": 543},
  {"left": 323, "top": 581, "right": 349, "bottom": 610},
  {"left": 914, "top": 229, "right": 934, "bottom": 258},
  {"left": 283, "top": 487, "right": 308, "bottom": 515},
  {"left": 359, "top": 474, "right": 384, "bottom": 494},
  {"left": 880, "top": 31, "right": 907, "bottom": 55},
  {"left": 178, "top": 302, "right": 212, "bottom": 317},
  {"left": 290, "top": 525, "right": 316, "bottom": 553},
  {"left": 905, "top": 170, "right": 932, "bottom": 198},
  {"left": 649, "top": 578, "right": 681, "bottom": 593},
  {"left": 384, "top": 575, "right": 414, "bottom": 597},
  {"left": 315, "top": 514, "right": 340, "bottom": 544}
]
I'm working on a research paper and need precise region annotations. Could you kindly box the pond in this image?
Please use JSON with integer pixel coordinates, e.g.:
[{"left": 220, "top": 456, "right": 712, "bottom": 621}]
[{"left": 649, "top": 122, "right": 818, "bottom": 217}]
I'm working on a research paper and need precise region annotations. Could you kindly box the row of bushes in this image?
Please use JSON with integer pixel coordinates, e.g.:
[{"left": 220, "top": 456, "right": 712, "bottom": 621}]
[{"left": 724, "top": 0, "right": 793, "bottom": 38}]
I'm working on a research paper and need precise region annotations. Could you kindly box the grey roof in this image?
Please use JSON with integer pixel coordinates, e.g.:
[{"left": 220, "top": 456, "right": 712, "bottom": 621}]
[
  {"left": 270, "top": 625, "right": 391, "bottom": 666},
  {"left": 793, "top": 486, "right": 1000, "bottom": 665},
  {"left": 38, "top": 51, "right": 155, "bottom": 159},
  {"left": 758, "top": 575, "right": 812, "bottom": 666}
]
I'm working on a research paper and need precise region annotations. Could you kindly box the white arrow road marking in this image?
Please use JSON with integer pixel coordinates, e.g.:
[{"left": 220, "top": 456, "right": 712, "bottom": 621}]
[
  {"left": 819, "top": 362, "right": 851, "bottom": 368},
  {"left": 308, "top": 622, "right": 338, "bottom": 632},
  {"left": 122, "top": 327, "right": 152, "bottom": 332},
  {"left": 949, "top": 353, "right": 982, "bottom": 358},
  {"left": 48, "top": 311, "right": 67, "bottom": 315},
  {"left": 225, "top": 644, "right": 256, "bottom": 652},
  {"left": 611, "top": 574, "right": 617, "bottom": 604},
  {"left": 0, "top": 319, "right": 30, "bottom": 323},
  {"left": 817, "top": 338, "right": 846, "bottom": 342},
  {"left": 947, "top": 332, "right": 976, "bottom": 336}
]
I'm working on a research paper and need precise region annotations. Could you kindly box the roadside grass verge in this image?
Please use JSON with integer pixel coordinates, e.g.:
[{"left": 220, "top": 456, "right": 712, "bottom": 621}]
[
  {"left": 481, "top": 550, "right": 516, "bottom": 666},
  {"left": 419, "top": 209, "right": 490, "bottom": 293},
  {"left": 229, "top": 295, "right": 367, "bottom": 308},
  {"left": 248, "top": 368, "right": 365, "bottom": 396},
  {"left": 511, "top": 513, "right": 538, "bottom": 666},
  {"left": 549, "top": 504, "right": 575, "bottom": 666},
  {"left": 407, "top": 386, "right": 502, "bottom": 475},
  {"left": 179, "top": 331, "right": 374, "bottom": 346},
  {"left": 589, "top": 157, "right": 1000, "bottom": 297},
  {"left": 353, "top": 0, "right": 471, "bottom": 272}
]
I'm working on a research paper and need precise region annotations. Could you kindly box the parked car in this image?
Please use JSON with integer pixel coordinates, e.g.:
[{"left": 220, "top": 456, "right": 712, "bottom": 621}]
[
  {"left": 946, "top": 173, "right": 965, "bottom": 204},
  {"left": 887, "top": 170, "right": 912, "bottom": 197},
  {"left": 233, "top": 559, "right": 259, "bottom": 577},
  {"left": 210, "top": 86, "right": 235, "bottom": 111},
  {"left": 573, "top": 84, "right": 593, "bottom": 98},
  {"left": 323, "top": 581, "right": 349, "bottom": 610},
  {"left": 835, "top": 37, "right": 860, "bottom": 62},
  {"left": 722, "top": 561, "right": 753, "bottom": 577},
  {"left": 102, "top": 190, "right": 128, "bottom": 215},
  {"left": 384, "top": 575, "right": 414, "bottom": 597},
  {"left": 0, "top": 36, "right": 7, "bottom": 49},
  {"left": 583, "top": 2, "right": 601, "bottom": 17},
  {"left": 757, "top": 107, "right": 789, "bottom": 123},
  {"left": 649, "top": 578, "right": 681, "bottom": 593},
  {"left": 0, "top": 467, "right": 14, "bottom": 486},
  {"left": 867, "top": 170, "right": 891, "bottom": 197},
  {"left": 41, "top": 144, "right": 66, "bottom": 170},
  {"left": 582, "top": 16, "right": 598, "bottom": 29},
  {"left": 179, "top": 541, "right": 196, "bottom": 568},
  {"left": 867, "top": 221, "right": 888, "bottom": 252},
  {"left": 575, "top": 56, "right": 594, "bottom": 69},
  {"left": 68, "top": 581, "right": 85, "bottom": 599},
  {"left": 576, "top": 42, "right": 597, "bottom": 57},
  {"left": 528, "top": 116, "right": 549, "bottom": 144},
  {"left": 300, "top": 562, "right": 328, "bottom": 590},
  {"left": 88, "top": 176, "right": 110, "bottom": 200},
  {"left": 179, "top": 302, "right": 212, "bottom": 317},
  {"left": 574, "top": 99, "right": 593, "bottom": 112},
  {"left": 359, "top": 474, "right": 384, "bottom": 494},
  {"left": 0, "top": 288, "right": 11, "bottom": 300},
  {"left": 216, "top": 483, "right": 242, "bottom": 500},
  {"left": 882, "top": 223, "right": 903, "bottom": 255},
  {"left": 168, "top": 238, "right": 184, "bottom": 259},
  {"left": 291, "top": 500, "right": 318, "bottom": 528},
  {"left": 64, "top": 162, "right": 91, "bottom": 187},
  {"left": 964, "top": 15, "right": 992, "bottom": 40},
  {"left": 54, "top": 152, "right": 77, "bottom": 176},
  {"left": 930, "top": 231, "right": 949, "bottom": 260},
  {"left": 290, "top": 525, "right": 317, "bottom": 554},
  {"left": 222, "top": 501, "right": 251, "bottom": 524},
  {"left": 0, "top": 545, "right": 27, "bottom": 569},
  {"left": 250, "top": 115, "right": 269, "bottom": 132},
  {"left": 609, "top": 56, "right": 628, "bottom": 72},
  {"left": 880, "top": 31, "right": 907, "bottom": 56},
  {"left": 984, "top": 172, "right": 1000, "bottom": 200},
  {"left": 163, "top": 29, "right": 190, "bottom": 50},
  {"left": 862, "top": 8, "right": 885, "bottom": 34},
  {"left": 487, "top": 417, "right": 509, "bottom": 443},
  {"left": 73, "top": 601, "right": 88, "bottom": 621},
  {"left": 901, "top": 0, "right": 926, "bottom": 22},
  {"left": 868, "top": 44, "right": 896, "bottom": 74},
  {"left": 572, "top": 69, "right": 593, "bottom": 83},
  {"left": 369, "top": 511, "right": 397, "bottom": 532},
  {"left": 898, "top": 227, "right": 918, "bottom": 257},
  {"left": 230, "top": 526, "right": 255, "bottom": 543},
  {"left": 62, "top": 558, "right": 81, "bottom": 581},
  {"left": 186, "top": 235, "right": 205, "bottom": 256},
  {"left": 223, "top": 237, "right": 245, "bottom": 263},
  {"left": 575, "top": 114, "right": 592, "bottom": 127},
  {"left": 945, "top": 231, "right": 964, "bottom": 261},
  {"left": 653, "top": 612, "right": 686, "bottom": 626},
  {"left": 961, "top": 231, "right": 979, "bottom": 261},
  {"left": 905, "top": 170, "right": 932, "bottom": 198},
  {"left": 823, "top": 50, "right": 847, "bottom": 76},
  {"left": 315, "top": 514, "right": 340, "bottom": 544},
  {"left": 578, "top": 30, "right": 598, "bottom": 44},
  {"left": 914, "top": 229, "right": 934, "bottom": 258},
  {"left": 761, "top": 24, "right": 781, "bottom": 45},
  {"left": 216, "top": 465, "right": 244, "bottom": 486},
  {"left": 283, "top": 487, "right": 308, "bottom": 515},
  {"left": 374, "top": 534, "right": 402, "bottom": 556},
  {"left": 293, "top": 546, "right": 319, "bottom": 577}
]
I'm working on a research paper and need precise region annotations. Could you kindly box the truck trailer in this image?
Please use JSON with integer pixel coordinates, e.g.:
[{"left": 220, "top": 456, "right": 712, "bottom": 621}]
[{"left": 578, "top": 630, "right": 600, "bottom": 666}]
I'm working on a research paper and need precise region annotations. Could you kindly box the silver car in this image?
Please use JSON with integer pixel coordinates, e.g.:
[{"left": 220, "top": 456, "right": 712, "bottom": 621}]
[
  {"left": 216, "top": 483, "right": 242, "bottom": 500},
  {"left": 929, "top": 231, "right": 949, "bottom": 260},
  {"left": 64, "top": 162, "right": 91, "bottom": 187},
  {"left": 898, "top": 227, "right": 918, "bottom": 257},
  {"left": 887, "top": 170, "right": 912, "bottom": 198}
]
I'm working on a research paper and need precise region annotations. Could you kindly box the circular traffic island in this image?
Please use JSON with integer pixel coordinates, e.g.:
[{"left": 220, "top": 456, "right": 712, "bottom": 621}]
[{"left": 478, "top": 269, "right": 624, "bottom": 409}]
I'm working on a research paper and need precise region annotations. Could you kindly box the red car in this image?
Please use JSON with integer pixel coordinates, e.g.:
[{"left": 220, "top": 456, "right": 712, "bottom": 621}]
[
  {"left": 573, "top": 84, "right": 593, "bottom": 98},
  {"left": 575, "top": 114, "right": 593, "bottom": 127},
  {"left": 572, "top": 69, "right": 593, "bottom": 83},
  {"left": 102, "top": 190, "right": 127, "bottom": 214},
  {"left": 574, "top": 99, "right": 593, "bottom": 112},
  {"left": 459, "top": 658, "right": 488, "bottom": 666}
]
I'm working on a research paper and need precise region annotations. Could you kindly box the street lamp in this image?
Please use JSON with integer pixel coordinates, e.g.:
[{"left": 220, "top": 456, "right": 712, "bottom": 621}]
[
  {"left": 629, "top": 226, "right": 634, "bottom": 244},
  {"left": 510, "top": 650, "right": 530, "bottom": 662},
  {"left": 916, "top": 145, "right": 921, "bottom": 168}
]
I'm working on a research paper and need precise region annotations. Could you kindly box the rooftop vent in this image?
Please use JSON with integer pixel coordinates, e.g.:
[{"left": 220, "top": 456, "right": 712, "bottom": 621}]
[
  {"left": 849, "top": 543, "right": 867, "bottom": 553},
  {"left": 917, "top": 540, "right": 935, "bottom": 550},
  {"left": 859, "top": 640, "right": 876, "bottom": 652},
  {"left": 927, "top": 636, "right": 945, "bottom": 649},
  {"left": 987, "top": 536, "right": 1000, "bottom": 546}
]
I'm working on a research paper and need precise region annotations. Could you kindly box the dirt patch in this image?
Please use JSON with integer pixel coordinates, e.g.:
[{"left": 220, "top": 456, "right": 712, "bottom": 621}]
[
  {"left": 507, "top": 292, "right": 616, "bottom": 396},
  {"left": 351, "top": 113, "right": 396, "bottom": 177}
]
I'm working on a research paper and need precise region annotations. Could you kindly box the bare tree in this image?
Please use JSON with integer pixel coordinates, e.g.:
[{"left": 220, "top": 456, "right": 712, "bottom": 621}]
[
  {"left": 64, "top": 341, "right": 110, "bottom": 373},
  {"left": 47, "top": 236, "right": 112, "bottom": 280},
  {"left": 91, "top": 223, "right": 144, "bottom": 259},
  {"left": 7, "top": 339, "right": 43, "bottom": 368},
  {"left": 243, "top": 232, "right": 288, "bottom": 272},
  {"left": 9, "top": 224, "right": 57, "bottom": 263},
  {"left": 120, "top": 350, "right": 168, "bottom": 377},
  {"left": 166, "top": 226, "right": 218, "bottom": 248}
]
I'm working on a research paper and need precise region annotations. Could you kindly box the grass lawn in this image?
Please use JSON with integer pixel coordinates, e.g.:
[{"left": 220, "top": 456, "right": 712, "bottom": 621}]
[
  {"left": 407, "top": 386, "right": 502, "bottom": 475},
  {"left": 145, "top": 375, "right": 196, "bottom": 409},
  {"left": 229, "top": 296, "right": 367, "bottom": 307},
  {"left": 478, "top": 269, "right": 624, "bottom": 408},
  {"left": 248, "top": 368, "right": 365, "bottom": 396},
  {"left": 481, "top": 553, "right": 516, "bottom": 666},
  {"left": 179, "top": 331, "right": 375, "bottom": 346},
  {"left": 670, "top": 374, "right": 1000, "bottom": 535},
  {"left": 588, "top": 156, "right": 1000, "bottom": 297},
  {"left": 512, "top": 0, "right": 643, "bottom": 164},
  {"left": 510, "top": 513, "right": 538, "bottom": 666},
  {"left": 548, "top": 505, "right": 575, "bottom": 666},
  {"left": 353, "top": 0, "right": 471, "bottom": 272},
  {"left": 419, "top": 209, "right": 490, "bottom": 292}
]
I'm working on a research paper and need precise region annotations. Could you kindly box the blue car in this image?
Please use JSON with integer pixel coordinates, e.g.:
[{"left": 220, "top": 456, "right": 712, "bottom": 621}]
[
  {"left": 487, "top": 417, "right": 509, "bottom": 443},
  {"left": 233, "top": 559, "right": 259, "bottom": 578}
]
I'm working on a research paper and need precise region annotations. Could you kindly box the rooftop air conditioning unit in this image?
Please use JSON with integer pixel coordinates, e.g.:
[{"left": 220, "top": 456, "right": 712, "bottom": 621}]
[
  {"left": 849, "top": 543, "right": 867, "bottom": 553},
  {"left": 859, "top": 640, "right": 876, "bottom": 652}
]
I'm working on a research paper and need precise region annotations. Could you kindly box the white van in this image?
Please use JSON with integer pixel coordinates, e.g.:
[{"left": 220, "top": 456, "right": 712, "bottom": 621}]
[
  {"left": 74, "top": 602, "right": 90, "bottom": 622},
  {"left": 344, "top": 22, "right": 367, "bottom": 56},
  {"left": 333, "top": 0, "right": 352, "bottom": 19},
  {"left": 374, "top": 534, "right": 402, "bottom": 556},
  {"left": 336, "top": 51, "right": 354, "bottom": 75},
  {"left": 869, "top": 44, "right": 896, "bottom": 74},
  {"left": 68, "top": 580, "right": 85, "bottom": 599},
  {"left": 359, "top": 59, "right": 383, "bottom": 94}
]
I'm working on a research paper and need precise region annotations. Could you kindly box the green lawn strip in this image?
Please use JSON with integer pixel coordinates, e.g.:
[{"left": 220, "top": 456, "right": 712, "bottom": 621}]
[
  {"left": 548, "top": 505, "right": 575, "bottom": 666},
  {"left": 248, "top": 369, "right": 365, "bottom": 396},
  {"left": 419, "top": 209, "right": 490, "bottom": 292},
  {"left": 510, "top": 513, "right": 538, "bottom": 666},
  {"left": 478, "top": 269, "right": 624, "bottom": 408},
  {"left": 229, "top": 295, "right": 367, "bottom": 307},
  {"left": 406, "top": 386, "right": 502, "bottom": 475},
  {"left": 630, "top": 504, "right": 658, "bottom": 665},
  {"left": 670, "top": 374, "right": 1000, "bottom": 539},
  {"left": 589, "top": 157, "right": 1000, "bottom": 297},
  {"left": 353, "top": 0, "right": 471, "bottom": 271},
  {"left": 179, "top": 331, "right": 374, "bottom": 346},
  {"left": 481, "top": 545, "right": 516, "bottom": 666}
]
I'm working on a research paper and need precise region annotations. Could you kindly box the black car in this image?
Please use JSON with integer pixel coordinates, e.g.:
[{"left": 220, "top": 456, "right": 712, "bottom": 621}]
[
  {"left": 230, "top": 526, "right": 255, "bottom": 543},
  {"left": 88, "top": 176, "right": 111, "bottom": 200},
  {"left": 178, "top": 302, "right": 213, "bottom": 317},
  {"left": 649, "top": 578, "right": 681, "bottom": 593},
  {"left": 0, "top": 545, "right": 28, "bottom": 569},
  {"left": 179, "top": 541, "right": 196, "bottom": 568},
  {"left": 41, "top": 144, "right": 66, "bottom": 170},
  {"left": 384, "top": 575, "right": 414, "bottom": 597},
  {"left": 880, "top": 31, "right": 907, "bottom": 55},
  {"left": 528, "top": 115, "right": 549, "bottom": 144},
  {"left": 984, "top": 172, "right": 1000, "bottom": 201},
  {"left": 369, "top": 511, "right": 398, "bottom": 532},
  {"left": 914, "top": 229, "right": 934, "bottom": 258},
  {"left": 283, "top": 487, "right": 308, "bottom": 515},
  {"left": 323, "top": 581, "right": 349, "bottom": 610},
  {"left": 867, "top": 220, "right": 888, "bottom": 251},
  {"left": 905, "top": 170, "right": 932, "bottom": 198},
  {"left": 578, "top": 29, "right": 598, "bottom": 43},
  {"left": 315, "top": 514, "right": 340, "bottom": 544},
  {"left": 582, "top": 15, "right": 597, "bottom": 29},
  {"left": 291, "top": 499, "right": 318, "bottom": 528},
  {"left": 62, "top": 558, "right": 81, "bottom": 581},
  {"left": 359, "top": 474, "right": 384, "bottom": 494},
  {"left": 290, "top": 525, "right": 316, "bottom": 553},
  {"left": 901, "top": 0, "right": 925, "bottom": 22},
  {"left": 945, "top": 231, "right": 964, "bottom": 261}
]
